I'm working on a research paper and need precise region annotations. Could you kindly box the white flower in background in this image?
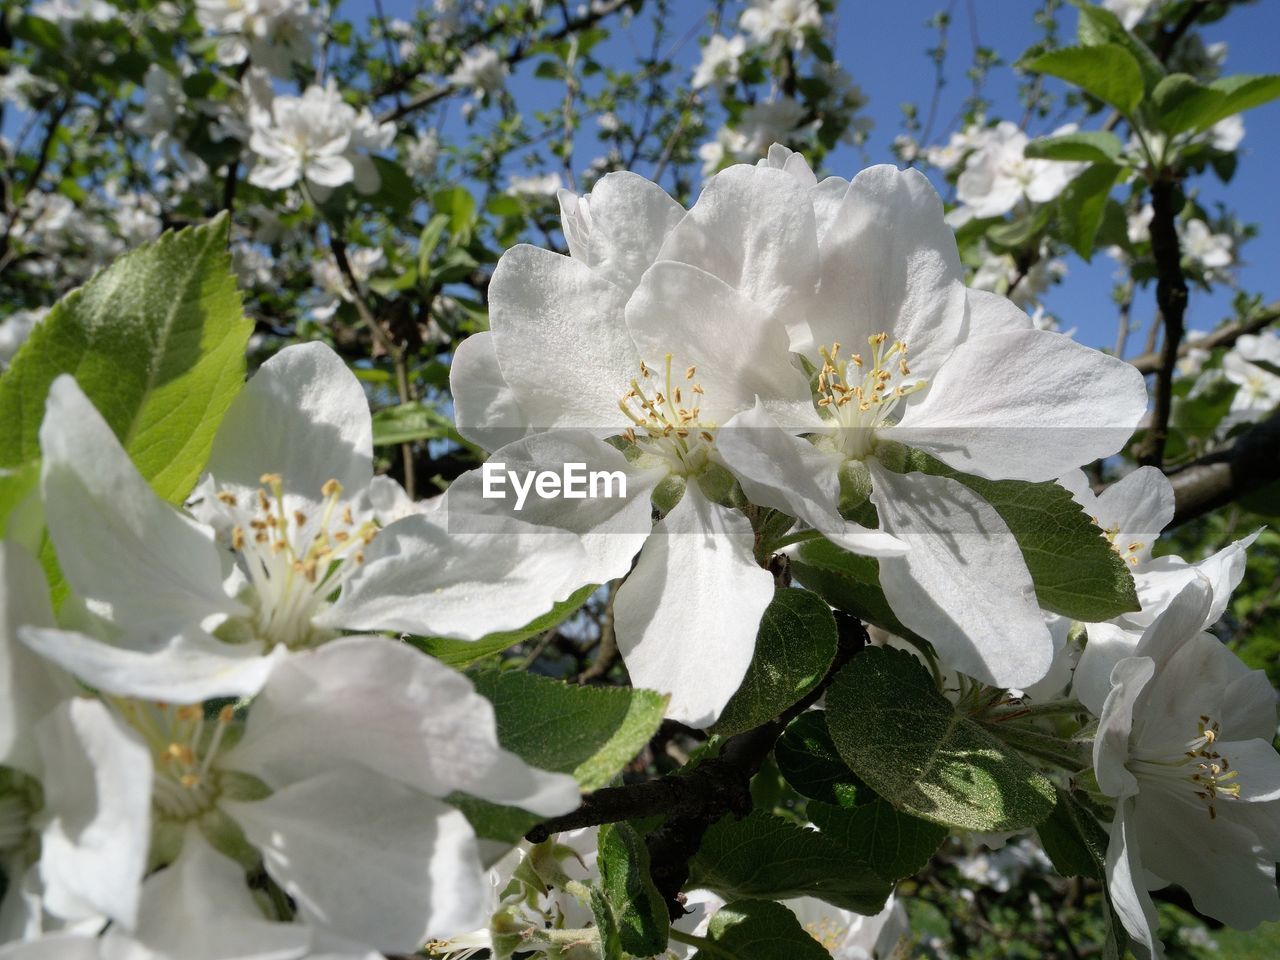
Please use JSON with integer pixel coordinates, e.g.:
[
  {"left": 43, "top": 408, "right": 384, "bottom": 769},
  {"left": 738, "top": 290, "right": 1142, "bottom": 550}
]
[
  {"left": 506, "top": 172, "right": 564, "bottom": 198},
  {"left": 785, "top": 895, "right": 911, "bottom": 959},
  {"left": 1222, "top": 330, "right": 1280, "bottom": 422},
  {"left": 923, "top": 123, "right": 997, "bottom": 172},
  {"left": 0, "top": 308, "right": 48, "bottom": 369},
  {"left": 0, "top": 66, "right": 56, "bottom": 112},
  {"left": 1176, "top": 328, "right": 1210, "bottom": 376},
  {"left": 1211, "top": 113, "right": 1245, "bottom": 151},
  {"left": 692, "top": 34, "right": 746, "bottom": 89},
  {"left": 954, "top": 839, "right": 1053, "bottom": 895},
  {"left": 1059, "top": 467, "right": 1257, "bottom": 714},
  {"left": 231, "top": 243, "right": 276, "bottom": 290},
  {"left": 697, "top": 127, "right": 744, "bottom": 175},
  {"left": 406, "top": 129, "right": 441, "bottom": 179},
  {"left": 248, "top": 83, "right": 358, "bottom": 194},
  {"left": 22, "top": 343, "right": 588, "bottom": 702},
  {"left": 28, "top": 0, "right": 116, "bottom": 26},
  {"left": 449, "top": 47, "right": 508, "bottom": 97},
  {"left": 1103, "top": 0, "right": 1160, "bottom": 29},
  {"left": 735, "top": 97, "right": 811, "bottom": 156},
  {"left": 130, "top": 65, "right": 183, "bottom": 141},
  {"left": 107, "top": 187, "right": 163, "bottom": 248},
  {"left": 1093, "top": 578, "right": 1280, "bottom": 956},
  {"left": 950, "top": 122, "right": 1086, "bottom": 223},
  {"left": 687, "top": 157, "right": 1146, "bottom": 691},
  {"left": 310, "top": 245, "right": 385, "bottom": 320},
  {"left": 196, "top": 0, "right": 320, "bottom": 75},
  {"left": 1180, "top": 218, "right": 1233, "bottom": 271},
  {"left": 348, "top": 108, "right": 396, "bottom": 191},
  {"left": 1126, "top": 204, "right": 1154, "bottom": 245},
  {"left": 740, "top": 0, "right": 822, "bottom": 50},
  {"left": 971, "top": 239, "right": 1067, "bottom": 310}
]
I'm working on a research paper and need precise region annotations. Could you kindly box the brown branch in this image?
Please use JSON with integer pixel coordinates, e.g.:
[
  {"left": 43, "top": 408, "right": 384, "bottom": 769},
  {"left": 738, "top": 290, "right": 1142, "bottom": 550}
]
[
  {"left": 1137, "top": 178, "right": 1189, "bottom": 468},
  {"left": 1127, "top": 303, "right": 1279, "bottom": 373},
  {"left": 1168, "top": 409, "right": 1280, "bottom": 527}
]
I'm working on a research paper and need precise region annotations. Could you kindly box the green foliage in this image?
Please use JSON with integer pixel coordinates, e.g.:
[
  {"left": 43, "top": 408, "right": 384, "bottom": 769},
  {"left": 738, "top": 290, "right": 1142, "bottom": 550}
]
[
  {"left": 589, "top": 887, "right": 624, "bottom": 960},
  {"left": 1056, "top": 163, "right": 1123, "bottom": 260},
  {"left": 808, "top": 799, "right": 947, "bottom": 883},
  {"left": 687, "top": 900, "right": 833, "bottom": 960},
  {"left": 789, "top": 539, "right": 919, "bottom": 641},
  {"left": 0, "top": 216, "right": 251, "bottom": 504},
  {"left": 712, "top": 589, "right": 837, "bottom": 737},
  {"left": 1022, "top": 44, "right": 1144, "bottom": 115},
  {"left": 775, "top": 711, "right": 869, "bottom": 808},
  {"left": 689, "top": 811, "right": 892, "bottom": 915},
  {"left": 1071, "top": 0, "right": 1165, "bottom": 91},
  {"left": 1151, "top": 73, "right": 1280, "bottom": 138},
  {"left": 825, "top": 647, "right": 1057, "bottom": 832},
  {"left": 1023, "top": 130, "right": 1124, "bottom": 163},
  {"left": 597, "top": 823, "right": 669, "bottom": 957}
]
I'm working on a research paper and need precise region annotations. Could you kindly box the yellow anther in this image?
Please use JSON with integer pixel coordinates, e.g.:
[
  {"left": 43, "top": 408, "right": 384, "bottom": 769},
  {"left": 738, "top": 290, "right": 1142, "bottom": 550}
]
[
  {"left": 321, "top": 479, "right": 343, "bottom": 498},
  {"left": 179, "top": 773, "right": 202, "bottom": 789},
  {"left": 294, "top": 511, "right": 307, "bottom": 527},
  {"left": 218, "top": 705, "right": 235, "bottom": 724},
  {"left": 260, "top": 473, "right": 283, "bottom": 487},
  {"left": 231, "top": 526, "right": 245, "bottom": 550},
  {"left": 217, "top": 491, "right": 238, "bottom": 506},
  {"left": 685, "top": 365, "right": 696, "bottom": 379}
]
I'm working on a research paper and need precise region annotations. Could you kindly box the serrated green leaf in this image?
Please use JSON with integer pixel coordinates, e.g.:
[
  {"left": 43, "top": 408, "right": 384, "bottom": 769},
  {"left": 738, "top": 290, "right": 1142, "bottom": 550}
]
[
  {"left": 1037, "top": 788, "right": 1108, "bottom": 880},
  {"left": 370, "top": 399, "right": 455, "bottom": 445},
  {"left": 712, "top": 589, "right": 837, "bottom": 737},
  {"left": 902, "top": 450, "right": 1139, "bottom": 622},
  {"left": 825, "top": 647, "right": 1058, "bottom": 832},
  {"left": 808, "top": 799, "right": 947, "bottom": 883},
  {"left": 788, "top": 539, "right": 918, "bottom": 640},
  {"left": 688, "top": 900, "right": 833, "bottom": 960},
  {"left": 411, "top": 583, "right": 597, "bottom": 667},
  {"left": 689, "top": 811, "right": 892, "bottom": 915},
  {"left": 1057, "top": 163, "right": 1123, "bottom": 260},
  {"left": 1071, "top": 0, "right": 1164, "bottom": 91},
  {"left": 0, "top": 215, "right": 251, "bottom": 505},
  {"left": 1152, "top": 72, "right": 1280, "bottom": 139},
  {"left": 598, "top": 823, "right": 669, "bottom": 956},
  {"left": 1024, "top": 130, "right": 1124, "bottom": 163},
  {"left": 1023, "top": 44, "right": 1144, "bottom": 115},
  {"left": 775, "top": 711, "right": 868, "bottom": 808}
]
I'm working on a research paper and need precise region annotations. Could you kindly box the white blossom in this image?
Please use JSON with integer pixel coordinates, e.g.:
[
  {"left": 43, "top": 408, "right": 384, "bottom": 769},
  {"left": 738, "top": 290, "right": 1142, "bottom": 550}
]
[
  {"left": 405, "top": 129, "right": 441, "bottom": 179},
  {"left": 1180, "top": 218, "right": 1233, "bottom": 270},
  {"left": 740, "top": 0, "right": 822, "bottom": 50},
  {"left": 950, "top": 122, "right": 1086, "bottom": 223},
  {"left": 448, "top": 47, "right": 508, "bottom": 97},
  {"left": 506, "top": 172, "right": 564, "bottom": 198},
  {"left": 195, "top": 0, "right": 320, "bottom": 75},
  {"left": 1211, "top": 113, "right": 1245, "bottom": 151},
  {"left": 692, "top": 34, "right": 746, "bottom": 89},
  {"left": 1102, "top": 0, "right": 1160, "bottom": 29},
  {"left": 785, "top": 895, "right": 911, "bottom": 959}
]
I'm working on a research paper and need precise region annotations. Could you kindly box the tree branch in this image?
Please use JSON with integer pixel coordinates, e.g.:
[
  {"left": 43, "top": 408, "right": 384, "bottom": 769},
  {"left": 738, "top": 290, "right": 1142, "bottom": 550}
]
[
  {"left": 1168, "top": 409, "right": 1280, "bottom": 527},
  {"left": 1127, "top": 302, "right": 1279, "bottom": 373},
  {"left": 1137, "top": 178, "right": 1189, "bottom": 468}
]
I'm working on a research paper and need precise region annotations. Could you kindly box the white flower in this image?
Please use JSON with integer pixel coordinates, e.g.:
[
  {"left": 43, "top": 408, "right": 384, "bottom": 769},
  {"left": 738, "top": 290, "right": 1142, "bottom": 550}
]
[
  {"left": 449, "top": 47, "right": 508, "bottom": 97},
  {"left": 506, "top": 172, "right": 564, "bottom": 198},
  {"left": 1060, "top": 467, "right": 1257, "bottom": 713},
  {"left": 785, "top": 895, "right": 911, "bottom": 959},
  {"left": 0, "top": 307, "right": 48, "bottom": 369},
  {"left": 131, "top": 66, "right": 183, "bottom": 140},
  {"left": 231, "top": 243, "right": 276, "bottom": 290},
  {"left": 923, "top": 123, "right": 998, "bottom": 172},
  {"left": 739, "top": 0, "right": 822, "bottom": 50},
  {"left": 248, "top": 83, "right": 357, "bottom": 193},
  {"left": 1222, "top": 330, "right": 1280, "bottom": 421},
  {"left": 697, "top": 128, "right": 744, "bottom": 175},
  {"left": 310, "top": 245, "right": 385, "bottom": 320},
  {"left": 951, "top": 122, "right": 1086, "bottom": 223},
  {"left": 971, "top": 239, "right": 1067, "bottom": 309},
  {"left": 1093, "top": 578, "right": 1280, "bottom": 956},
  {"left": 953, "top": 839, "right": 1053, "bottom": 894},
  {"left": 196, "top": 0, "right": 320, "bottom": 74},
  {"left": 22, "top": 343, "right": 588, "bottom": 702},
  {"left": 1127, "top": 204, "right": 1154, "bottom": 244},
  {"left": 692, "top": 34, "right": 746, "bottom": 89},
  {"left": 735, "top": 98, "right": 811, "bottom": 156},
  {"left": 29, "top": 0, "right": 116, "bottom": 26},
  {"left": 1103, "top": 0, "right": 1159, "bottom": 29},
  {"left": 1211, "top": 113, "right": 1245, "bottom": 151},
  {"left": 1180, "top": 218, "right": 1233, "bottom": 270},
  {"left": 696, "top": 157, "right": 1145, "bottom": 689},
  {"left": 406, "top": 129, "right": 441, "bottom": 179}
]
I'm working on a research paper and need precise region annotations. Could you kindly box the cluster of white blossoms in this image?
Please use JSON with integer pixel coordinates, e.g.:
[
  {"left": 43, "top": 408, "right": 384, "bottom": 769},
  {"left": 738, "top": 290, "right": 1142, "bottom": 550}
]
[
  {"left": 1, "top": 343, "right": 594, "bottom": 956},
  {"left": 195, "top": 0, "right": 322, "bottom": 76},
  {"left": 945, "top": 121, "right": 1085, "bottom": 226}
]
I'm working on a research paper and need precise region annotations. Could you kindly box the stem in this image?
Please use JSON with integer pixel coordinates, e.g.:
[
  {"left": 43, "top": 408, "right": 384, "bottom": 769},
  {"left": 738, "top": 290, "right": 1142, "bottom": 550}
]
[
  {"left": 1138, "top": 176, "right": 1189, "bottom": 469},
  {"left": 668, "top": 929, "right": 731, "bottom": 958}
]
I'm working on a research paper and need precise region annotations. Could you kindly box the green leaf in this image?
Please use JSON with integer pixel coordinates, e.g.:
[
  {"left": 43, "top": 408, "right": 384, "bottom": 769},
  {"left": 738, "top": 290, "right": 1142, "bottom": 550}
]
[
  {"left": 469, "top": 669, "right": 667, "bottom": 791},
  {"left": 808, "top": 799, "right": 947, "bottom": 883},
  {"left": 1056, "top": 162, "right": 1123, "bottom": 260},
  {"left": 688, "top": 900, "right": 833, "bottom": 960},
  {"left": 0, "top": 463, "right": 41, "bottom": 548},
  {"left": 432, "top": 185, "right": 478, "bottom": 245},
  {"left": 1152, "top": 73, "right": 1280, "bottom": 137},
  {"left": 1023, "top": 130, "right": 1124, "bottom": 163},
  {"left": 711, "top": 589, "right": 837, "bottom": 737},
  {"left": 984, "top": 204, "right": 1054, "bottom": 250},
  {"left": 1210, "top": 74, "right": 1280, "bottom": 117},
  {"left": 417, "top": 213, "right": 450, "bottom": 281},
  {"left": 411, "top": 583, "right": 596, "bottom": 667},
  {"left": 825, "top": 647, "right": 1058, "bottom": 832},
  {"left": 902, "top": 450, "right": 1139, "bottom": 622},
  {"left": 597, "top": 823, "right": 669, "bottom": 957},
  {"left": 1023, "top": 44, "right": 1144, "bottom": 115},
  {"left": 589, "top": 887, "right": 624, "bottom": 960},
  {"left": 1071, "top": 0, "right": 1164, "bottom": 91},
  {"left": 0, "top": 215, "right": 251, "bottom": 504},
  {"left": 789, "top": 539, "right": 918, "bottom": 640},
  {"left": 775, "top": 711, "right": 868, "bottom": 808},
  {"left": 370, "top": 400, "right": 455, "bottom": 445},
  {"left": 689, "top": 811, "right": 892, "bottom": 915}
]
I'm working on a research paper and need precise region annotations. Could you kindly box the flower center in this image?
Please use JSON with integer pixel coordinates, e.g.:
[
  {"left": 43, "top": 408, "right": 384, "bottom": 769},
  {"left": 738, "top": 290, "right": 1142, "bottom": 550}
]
[
  {"left": 802, "top": 916, "right": 850, "bottom": 952},
  {"left": 618, "top": 354, "right": 716, "bottom": 476},
  {"left": 815, "top": 334, "right": 927, "bottom": 460},
  {"left": 1097, "top": 521, "right": 1144, "bottom": 566},
  {"left": 119, "top": 700, "right": 237, "bottom": 821},
  {"left": 217, "top": 474, "right": 377, "bottom": 650},
  {"left": 1131, "top": 715, "right": 1242, "bottom": 820}
]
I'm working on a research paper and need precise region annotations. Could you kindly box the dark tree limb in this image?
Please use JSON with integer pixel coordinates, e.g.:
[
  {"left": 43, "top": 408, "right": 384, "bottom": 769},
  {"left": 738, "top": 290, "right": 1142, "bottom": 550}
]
[
  {"left": 1128, "top": 303, "right": 1278, "bottom": 374},
  {"left": 1168, "top": 410, "right": 1280, "bottom": 527}
]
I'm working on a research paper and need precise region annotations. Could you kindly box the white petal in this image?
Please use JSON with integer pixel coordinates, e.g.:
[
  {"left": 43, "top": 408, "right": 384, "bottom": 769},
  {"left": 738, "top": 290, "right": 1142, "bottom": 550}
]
[
  {"left": 1095, "top": 467, "right": 1175, "bottom": 557},
  {"left": 1075, "top": 621, "right": 1143, "bottom": 716},
  {"left": 1131, "top": 577, "right": 1213, "bottom": 672},
  {"left": 656, "top": 163, "right": 821, "bottom": 334},
  {"left": 101, "top": 828, "right": 309, "bottom": 960},
  {"left": 35, "top": 698, "right": 152, "bottom": 929},
  {"left": 717, "top": 402, "right": 906, "bottom": 557},
  {"left": 20, "top": 627, "right": 284, "bottom": 703},
  {"left": 810, "top": 165, "right": 965, "bottom": 378},
  {"left": 868, "top": 464, "right": 1053, "bottom": 689},
  {"left": 890, "top": 329, "right": 1148, "bottom": 482},
  {"left": 489, "top": 245, "right": 636, "bottom": 429},
  {"left": 561, "top": 171, "right": 686, "bottom": 296},
  {"left": 625, "top": 261, "right": 813, "bottom": 424},
  {"left": 319, "top": 511, "right": 589, "bottom": 640},
  {"left": 223, "top": 636, "right": 580, "bottom": 816},
  {"left": 40, "top": 376, "right": 242, "bottom": 639},
  {"left": 448, "top": 331, "right": 530, "bottom": 451},
  {"left": 612, "top": 483, "right": 774, "bottom": 727},
  {"left": 1105, "top": 799, "right": 1164, "bottom": 960},
  {"left": 1092, "top": 656, "right": 1154, "bottom": 798},
  {"left": 0, "top": 935, "right": 102, "bottom": 960},
  {"left": 305, "top": 153, "right": 355, "bottom": 189},
  {"left": 225, "top": 769, "right": 486, "bottom": 952},
  {"left": 204, "top": 342, "right": 373, "bottom": 506},
  {"left": 0, "top": 542, "right": 69, "bottom": 776},
  {"left": 964, "top": 288, "right": 1035, "bottom": 335}
]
